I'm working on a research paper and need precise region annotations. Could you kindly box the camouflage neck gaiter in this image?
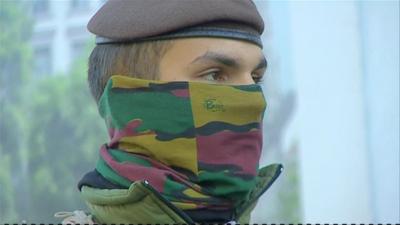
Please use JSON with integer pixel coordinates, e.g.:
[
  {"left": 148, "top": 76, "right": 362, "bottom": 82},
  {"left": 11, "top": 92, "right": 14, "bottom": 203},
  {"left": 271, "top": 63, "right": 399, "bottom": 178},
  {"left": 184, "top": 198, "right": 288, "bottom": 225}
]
[{"left": 96, "top": 75, "right": 266, "bottom": 210}]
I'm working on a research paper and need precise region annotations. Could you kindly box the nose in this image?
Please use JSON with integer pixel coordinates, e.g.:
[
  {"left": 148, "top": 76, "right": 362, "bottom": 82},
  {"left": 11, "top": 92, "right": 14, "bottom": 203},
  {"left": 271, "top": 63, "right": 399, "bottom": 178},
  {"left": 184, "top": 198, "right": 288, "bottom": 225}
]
[{"left": 235, "top": 73, "right": 255, "bottom": 85}]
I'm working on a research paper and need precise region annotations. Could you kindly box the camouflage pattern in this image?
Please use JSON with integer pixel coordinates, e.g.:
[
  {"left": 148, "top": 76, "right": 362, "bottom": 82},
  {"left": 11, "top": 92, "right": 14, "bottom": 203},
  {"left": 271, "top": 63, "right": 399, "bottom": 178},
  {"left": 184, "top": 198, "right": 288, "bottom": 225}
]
[{"left": 96, "top": 75, "right": 267, "bottom": 210}]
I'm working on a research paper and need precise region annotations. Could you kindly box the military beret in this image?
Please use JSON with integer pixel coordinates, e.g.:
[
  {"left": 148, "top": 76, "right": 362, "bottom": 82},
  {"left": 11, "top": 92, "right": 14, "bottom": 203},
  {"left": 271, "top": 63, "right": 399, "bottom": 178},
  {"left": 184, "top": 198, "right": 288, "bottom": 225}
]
[{"left": 88, "top": 0, "right": 264, "bottom": 47}]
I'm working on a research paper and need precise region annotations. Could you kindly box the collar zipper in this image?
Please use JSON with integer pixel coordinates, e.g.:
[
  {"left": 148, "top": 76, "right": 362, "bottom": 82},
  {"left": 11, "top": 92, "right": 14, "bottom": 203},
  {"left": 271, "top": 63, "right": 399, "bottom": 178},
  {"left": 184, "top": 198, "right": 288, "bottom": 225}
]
[{"left": 142, "top": 180, "right": 195, "bottom": 224}]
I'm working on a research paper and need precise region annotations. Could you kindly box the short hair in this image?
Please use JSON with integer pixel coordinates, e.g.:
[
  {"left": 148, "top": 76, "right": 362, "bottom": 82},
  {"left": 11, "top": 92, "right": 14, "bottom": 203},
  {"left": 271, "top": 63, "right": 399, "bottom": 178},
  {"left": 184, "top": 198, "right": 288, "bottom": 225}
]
[{"left": 87, "top": 40, "right": 173, "bottom": 103}]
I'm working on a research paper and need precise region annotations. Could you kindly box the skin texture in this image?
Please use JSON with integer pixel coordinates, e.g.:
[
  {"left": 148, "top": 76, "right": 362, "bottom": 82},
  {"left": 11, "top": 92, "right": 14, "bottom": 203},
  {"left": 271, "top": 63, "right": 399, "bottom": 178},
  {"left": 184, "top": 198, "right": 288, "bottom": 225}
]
[{"left": 159, "top": 38, "right": 267, "bottom": 85}]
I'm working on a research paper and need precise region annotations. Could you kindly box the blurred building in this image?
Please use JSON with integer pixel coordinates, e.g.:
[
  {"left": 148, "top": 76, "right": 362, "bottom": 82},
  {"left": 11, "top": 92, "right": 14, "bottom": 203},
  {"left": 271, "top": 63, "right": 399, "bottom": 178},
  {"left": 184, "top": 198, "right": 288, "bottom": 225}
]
[{"left": 30, "top": 0, "right": 104, "bottom": 77}]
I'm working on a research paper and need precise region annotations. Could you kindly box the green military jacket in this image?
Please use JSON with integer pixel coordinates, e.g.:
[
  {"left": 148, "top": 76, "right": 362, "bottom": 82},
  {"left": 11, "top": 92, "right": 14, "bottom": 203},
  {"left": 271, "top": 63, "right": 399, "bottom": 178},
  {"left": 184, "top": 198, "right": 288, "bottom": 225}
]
[{"left": 80, "top": 164, "right": 283, "bottom": 223}]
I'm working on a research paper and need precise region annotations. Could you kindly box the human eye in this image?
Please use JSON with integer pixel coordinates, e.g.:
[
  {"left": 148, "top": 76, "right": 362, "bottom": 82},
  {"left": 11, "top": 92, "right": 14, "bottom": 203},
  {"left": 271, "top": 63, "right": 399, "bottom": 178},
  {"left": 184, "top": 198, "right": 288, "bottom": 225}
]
[
  {"left": 251, "top": 73, "right": 264, "bottom": 84},
  {"left": 199, "top": 69, "right": 228, "bottom": 83}
]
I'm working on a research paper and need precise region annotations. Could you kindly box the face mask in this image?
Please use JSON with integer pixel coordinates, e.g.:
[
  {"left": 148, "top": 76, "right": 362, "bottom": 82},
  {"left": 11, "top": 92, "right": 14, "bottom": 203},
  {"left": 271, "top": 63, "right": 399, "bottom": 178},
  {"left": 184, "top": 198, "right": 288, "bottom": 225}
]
[{"left": 96, "top": 75, "right": 266, "bottom": 210}]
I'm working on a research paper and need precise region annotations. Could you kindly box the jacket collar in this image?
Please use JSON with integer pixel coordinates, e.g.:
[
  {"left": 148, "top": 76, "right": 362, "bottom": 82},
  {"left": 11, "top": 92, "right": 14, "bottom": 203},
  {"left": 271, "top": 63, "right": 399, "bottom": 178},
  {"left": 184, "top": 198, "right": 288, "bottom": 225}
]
[{"left": 80, "top": 163, "right": 283, "bottom": 223}]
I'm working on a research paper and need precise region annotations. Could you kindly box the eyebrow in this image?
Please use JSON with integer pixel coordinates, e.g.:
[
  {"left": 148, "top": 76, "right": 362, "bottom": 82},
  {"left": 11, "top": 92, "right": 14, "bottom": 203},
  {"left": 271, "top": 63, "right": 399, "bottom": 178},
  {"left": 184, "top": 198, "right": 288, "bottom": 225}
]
[{"left": 190, "top": 51, "right": 267, "bottom": 71}]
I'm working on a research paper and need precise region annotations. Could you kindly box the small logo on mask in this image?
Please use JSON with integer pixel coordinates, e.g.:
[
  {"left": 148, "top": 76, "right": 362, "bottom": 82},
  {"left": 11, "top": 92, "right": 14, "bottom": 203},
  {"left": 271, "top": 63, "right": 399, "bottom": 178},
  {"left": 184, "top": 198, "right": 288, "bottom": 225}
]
[{"left": 203, "top": 98, "right": 225, "bottom": 112}]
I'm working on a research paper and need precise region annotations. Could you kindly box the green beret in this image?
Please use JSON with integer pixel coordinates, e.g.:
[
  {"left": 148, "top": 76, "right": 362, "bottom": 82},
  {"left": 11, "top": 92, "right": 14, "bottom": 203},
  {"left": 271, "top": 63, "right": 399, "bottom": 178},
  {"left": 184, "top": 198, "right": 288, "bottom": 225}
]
[{"left": 88, "top": 0, "right": 264, "bottom": 47}]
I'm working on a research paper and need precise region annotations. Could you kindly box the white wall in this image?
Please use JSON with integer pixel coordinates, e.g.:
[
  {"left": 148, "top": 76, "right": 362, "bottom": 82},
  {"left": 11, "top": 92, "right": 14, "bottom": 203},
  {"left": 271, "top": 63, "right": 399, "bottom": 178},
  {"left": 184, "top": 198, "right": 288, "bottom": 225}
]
[
  {"left": 289, "top": 1, "right": 372, "bottom": 222},
  {"left": 256, "top": 0, "right": 399, "bottom": 222},
  {"left": 359, "top": 1, "right": 400, "bottom": 222}
]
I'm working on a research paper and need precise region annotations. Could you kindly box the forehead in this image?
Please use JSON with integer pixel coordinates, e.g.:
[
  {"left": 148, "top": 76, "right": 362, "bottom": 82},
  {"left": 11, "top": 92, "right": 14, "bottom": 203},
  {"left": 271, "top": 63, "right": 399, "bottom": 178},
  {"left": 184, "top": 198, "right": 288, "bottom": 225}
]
[{"left": 163, "top": 37, "right": 264, "bottom": 66}]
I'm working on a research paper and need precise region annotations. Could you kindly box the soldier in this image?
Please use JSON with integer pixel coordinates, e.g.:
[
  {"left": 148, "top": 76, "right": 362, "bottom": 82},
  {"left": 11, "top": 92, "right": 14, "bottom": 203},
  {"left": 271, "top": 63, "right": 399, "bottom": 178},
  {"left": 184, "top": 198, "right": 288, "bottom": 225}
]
[{"left": 55, "top": 0, "right": 283, "bottom": 223}]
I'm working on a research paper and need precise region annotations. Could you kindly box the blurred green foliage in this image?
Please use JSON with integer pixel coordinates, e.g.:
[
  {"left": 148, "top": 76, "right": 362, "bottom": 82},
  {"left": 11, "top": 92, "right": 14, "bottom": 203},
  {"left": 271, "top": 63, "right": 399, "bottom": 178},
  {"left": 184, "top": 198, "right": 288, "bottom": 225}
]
[
  {"left": 277, "top": 144, "right": 302, "bottom": 222},
  {"left": 0, "top": 1, "right": 107, "bottom": 222}
]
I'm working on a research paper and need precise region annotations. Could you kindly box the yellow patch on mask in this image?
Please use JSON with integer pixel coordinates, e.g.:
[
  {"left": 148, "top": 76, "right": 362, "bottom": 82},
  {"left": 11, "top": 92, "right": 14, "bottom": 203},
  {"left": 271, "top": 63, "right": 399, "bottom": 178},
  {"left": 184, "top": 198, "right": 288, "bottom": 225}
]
[
  {"left": 183, "top": 188, "right": 211, "bottom": 199},
  {"left": 189, "top": 83, "right": 266, "bottom": 127},
  {"left": 119, "top": 134, "right": 198, "bottom": 174},
  {"left": 170, "top": 201, "right": 198, "bottom": 210},
  {"left": 111, "top": 75, "right": 154, "bottom": 89}
]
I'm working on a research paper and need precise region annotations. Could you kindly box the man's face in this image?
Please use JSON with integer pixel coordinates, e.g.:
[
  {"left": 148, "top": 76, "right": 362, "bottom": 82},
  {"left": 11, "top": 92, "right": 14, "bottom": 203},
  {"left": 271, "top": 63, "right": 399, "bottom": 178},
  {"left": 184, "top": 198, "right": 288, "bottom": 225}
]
[{"left": 159, "top": 38, "right": 267, "bottom": 85}]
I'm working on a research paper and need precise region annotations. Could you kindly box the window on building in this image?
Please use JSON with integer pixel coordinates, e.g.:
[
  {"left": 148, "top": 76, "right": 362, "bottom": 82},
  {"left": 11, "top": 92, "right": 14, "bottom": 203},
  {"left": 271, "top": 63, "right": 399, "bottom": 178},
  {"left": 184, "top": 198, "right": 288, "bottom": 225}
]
[
  {"left": 33, "top": 46, "right": 52, "bottom": 78},
  {"left": 70, "top": 0, "right": 90, "bottom": 12},
  {"left": 33, "top": 0, "right": 50, "bottom": 17}
]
